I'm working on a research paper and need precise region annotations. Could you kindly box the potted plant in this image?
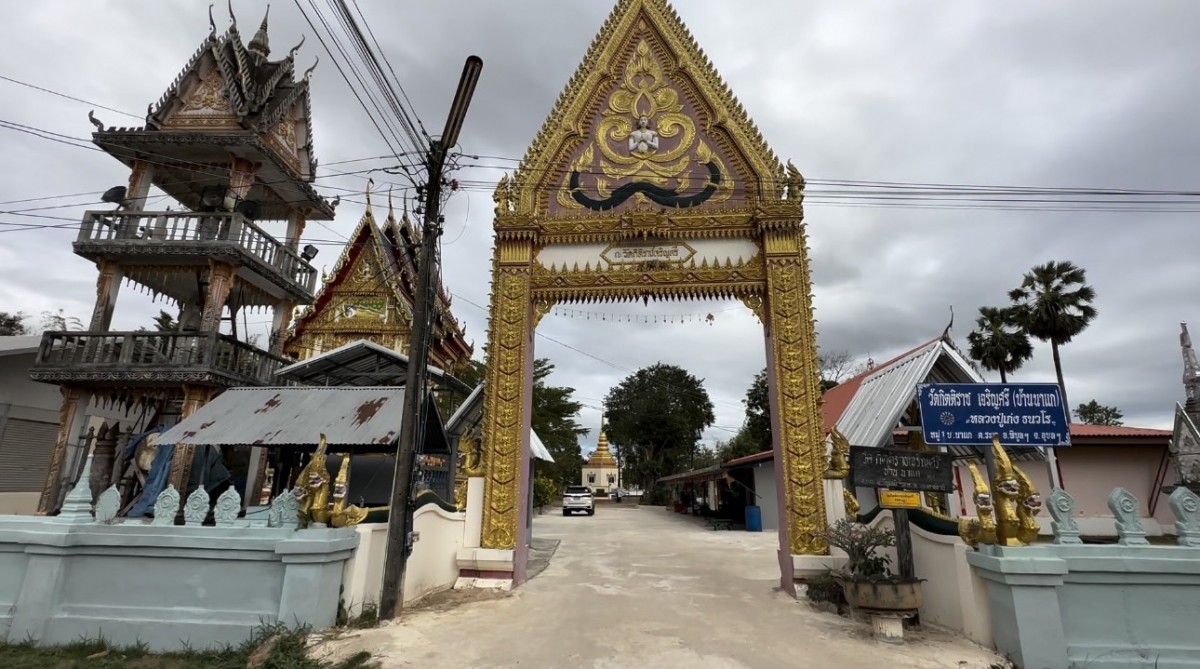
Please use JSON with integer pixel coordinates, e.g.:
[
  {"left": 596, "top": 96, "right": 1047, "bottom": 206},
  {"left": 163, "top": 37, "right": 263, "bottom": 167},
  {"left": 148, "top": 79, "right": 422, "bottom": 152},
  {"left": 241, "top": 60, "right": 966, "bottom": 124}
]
[{"left": 825, "top": 518, "right": 923, "bottom": 611}]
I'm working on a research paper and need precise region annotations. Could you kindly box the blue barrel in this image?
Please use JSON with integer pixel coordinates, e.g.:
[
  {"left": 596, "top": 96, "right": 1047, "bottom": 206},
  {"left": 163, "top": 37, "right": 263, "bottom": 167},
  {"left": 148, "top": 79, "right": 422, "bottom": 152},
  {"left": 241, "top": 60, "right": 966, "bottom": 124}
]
[{"left": 744, "top": 505, "right": 762, "bottom": 532}]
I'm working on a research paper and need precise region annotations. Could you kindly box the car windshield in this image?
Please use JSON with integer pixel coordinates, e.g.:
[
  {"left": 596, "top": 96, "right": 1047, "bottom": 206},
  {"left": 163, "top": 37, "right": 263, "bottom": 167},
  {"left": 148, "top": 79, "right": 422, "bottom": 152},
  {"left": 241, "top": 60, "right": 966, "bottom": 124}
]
[{"left": 565, "top": 487, "right": 591, "bottom": 494}]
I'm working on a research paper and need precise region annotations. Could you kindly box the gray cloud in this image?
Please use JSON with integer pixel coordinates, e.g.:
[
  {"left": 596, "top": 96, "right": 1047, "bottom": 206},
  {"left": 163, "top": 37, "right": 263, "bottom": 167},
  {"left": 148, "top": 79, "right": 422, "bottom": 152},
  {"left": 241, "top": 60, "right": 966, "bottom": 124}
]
[{"left": 1, "top": 1, "right": 1196, "bottom": 465}]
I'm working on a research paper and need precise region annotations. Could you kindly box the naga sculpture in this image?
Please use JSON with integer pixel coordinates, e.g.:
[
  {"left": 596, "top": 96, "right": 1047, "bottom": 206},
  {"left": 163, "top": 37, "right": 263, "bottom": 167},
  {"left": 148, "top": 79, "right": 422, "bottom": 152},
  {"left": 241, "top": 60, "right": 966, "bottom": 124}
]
[
  {"left": 328, "top": 453, "right": 384, "bottom": 528},
  {"left": 294, "top": 433, "right": 331, "bottom": 527},
  {"left": 958, "top": 461, "right": 998, "bottom": 547},
  {"left": 823, "top": 427, "right": 851, "bottom": 479},
  {"left": 958, "top": 436, "right": 1041, "bottom": 547}
]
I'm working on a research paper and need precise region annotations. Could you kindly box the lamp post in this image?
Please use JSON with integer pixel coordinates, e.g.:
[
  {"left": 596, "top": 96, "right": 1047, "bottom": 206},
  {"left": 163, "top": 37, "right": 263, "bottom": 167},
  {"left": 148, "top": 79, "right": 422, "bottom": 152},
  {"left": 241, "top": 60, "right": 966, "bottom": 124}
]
[{"left": 378, "top": 55, "right": 482, "bottom": 622}]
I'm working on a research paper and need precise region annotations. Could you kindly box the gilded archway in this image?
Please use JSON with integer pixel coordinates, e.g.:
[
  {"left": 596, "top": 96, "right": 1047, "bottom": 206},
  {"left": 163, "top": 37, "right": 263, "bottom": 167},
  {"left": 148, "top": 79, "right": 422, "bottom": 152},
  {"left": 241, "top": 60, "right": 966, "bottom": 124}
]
[{"left": 480, "top": 0, "right": 828, "bottom": 575}]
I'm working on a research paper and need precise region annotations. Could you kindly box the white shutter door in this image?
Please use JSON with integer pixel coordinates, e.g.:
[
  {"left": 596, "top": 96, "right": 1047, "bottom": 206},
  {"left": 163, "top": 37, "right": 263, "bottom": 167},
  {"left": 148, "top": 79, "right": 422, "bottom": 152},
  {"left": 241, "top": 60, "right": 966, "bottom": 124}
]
[{"left": 0, "top": 418, "right": 58, "bottom": 493}]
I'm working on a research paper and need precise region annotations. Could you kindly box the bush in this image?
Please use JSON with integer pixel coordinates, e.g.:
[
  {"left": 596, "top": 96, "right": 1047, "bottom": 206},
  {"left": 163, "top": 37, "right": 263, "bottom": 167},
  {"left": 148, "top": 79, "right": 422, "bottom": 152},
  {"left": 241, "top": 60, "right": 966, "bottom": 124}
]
[
  {"left": 533, "top": 477, "right": 556, "bottom": 511},
  {"left": 824, "top": 518, "right": 895, "bottom": 579}
]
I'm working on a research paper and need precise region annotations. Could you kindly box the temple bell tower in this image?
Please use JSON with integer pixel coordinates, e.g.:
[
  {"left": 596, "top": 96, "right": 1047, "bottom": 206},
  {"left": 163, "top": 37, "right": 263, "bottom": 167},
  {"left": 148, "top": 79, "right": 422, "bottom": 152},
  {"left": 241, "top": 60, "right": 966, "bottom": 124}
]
[{"left": 29, "top": 7, "right": 334, "bottom": 513}]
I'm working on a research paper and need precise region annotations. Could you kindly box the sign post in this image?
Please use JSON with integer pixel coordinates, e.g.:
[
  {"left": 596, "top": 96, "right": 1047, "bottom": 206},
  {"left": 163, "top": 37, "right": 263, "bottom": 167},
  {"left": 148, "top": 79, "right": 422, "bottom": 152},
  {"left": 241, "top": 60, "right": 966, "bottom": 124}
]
[
  {"left": 849, "top": 446, "right": 953, "bottom": 582},
  {"left": 916, "top": 383, "right": 1070, "bottom": 489}
]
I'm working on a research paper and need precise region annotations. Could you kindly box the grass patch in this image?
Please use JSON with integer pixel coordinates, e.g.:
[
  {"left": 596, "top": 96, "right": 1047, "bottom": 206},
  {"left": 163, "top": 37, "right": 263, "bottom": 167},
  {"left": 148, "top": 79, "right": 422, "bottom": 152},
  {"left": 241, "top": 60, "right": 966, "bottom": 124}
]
[{"left": 0, "top": 624, "right": 377, "bottom": 669}]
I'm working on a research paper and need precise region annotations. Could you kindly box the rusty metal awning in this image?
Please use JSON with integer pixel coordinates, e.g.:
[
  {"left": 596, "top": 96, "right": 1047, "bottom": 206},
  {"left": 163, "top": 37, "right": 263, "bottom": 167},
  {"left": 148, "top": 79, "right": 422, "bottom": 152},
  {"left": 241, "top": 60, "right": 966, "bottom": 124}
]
[{"left": 155, "top": 386, "right": 406, "bottom": 447}]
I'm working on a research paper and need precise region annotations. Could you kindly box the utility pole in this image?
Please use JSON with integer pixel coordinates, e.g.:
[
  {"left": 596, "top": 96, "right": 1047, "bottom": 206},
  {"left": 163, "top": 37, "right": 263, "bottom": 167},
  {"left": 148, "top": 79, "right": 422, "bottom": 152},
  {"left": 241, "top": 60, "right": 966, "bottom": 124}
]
[{"left": 379, "top": 55, "right": 482, "bottom": 622}]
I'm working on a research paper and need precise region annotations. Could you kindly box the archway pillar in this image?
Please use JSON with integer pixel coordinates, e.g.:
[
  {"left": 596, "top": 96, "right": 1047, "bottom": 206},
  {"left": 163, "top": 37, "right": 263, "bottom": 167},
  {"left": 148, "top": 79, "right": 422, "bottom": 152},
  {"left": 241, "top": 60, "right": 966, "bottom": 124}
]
[
  {"left": 479, "top": 237, "right": 537, "bottom": 584},
  {"left": 760, "top": 224, "right": 830, "bottom": 592}
]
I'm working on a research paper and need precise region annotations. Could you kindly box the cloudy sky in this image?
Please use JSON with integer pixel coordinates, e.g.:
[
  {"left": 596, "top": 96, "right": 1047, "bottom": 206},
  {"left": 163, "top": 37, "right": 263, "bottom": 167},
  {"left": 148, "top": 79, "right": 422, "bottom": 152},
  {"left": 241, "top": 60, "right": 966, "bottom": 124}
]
[{"left": 1, "top": 1, "right": 1197, "bottom": 454}]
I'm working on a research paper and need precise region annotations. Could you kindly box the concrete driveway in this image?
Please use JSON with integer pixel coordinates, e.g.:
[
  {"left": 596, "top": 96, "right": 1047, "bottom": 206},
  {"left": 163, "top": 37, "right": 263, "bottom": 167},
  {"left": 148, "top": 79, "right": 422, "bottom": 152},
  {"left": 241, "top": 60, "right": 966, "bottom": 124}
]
[{"left": 317, "top": 504, "right": 1005, "bottom": 668}]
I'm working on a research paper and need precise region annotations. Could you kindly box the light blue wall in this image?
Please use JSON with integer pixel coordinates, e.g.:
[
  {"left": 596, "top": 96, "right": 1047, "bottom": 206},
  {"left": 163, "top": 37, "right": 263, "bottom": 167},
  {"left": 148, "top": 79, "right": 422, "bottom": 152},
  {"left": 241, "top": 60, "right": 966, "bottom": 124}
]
[
  {"left": 0, "top": 514, "right": 358, "bottom": 651},
  {"left": 968, "top": 543, "right": 1200, "bottom": 669}
]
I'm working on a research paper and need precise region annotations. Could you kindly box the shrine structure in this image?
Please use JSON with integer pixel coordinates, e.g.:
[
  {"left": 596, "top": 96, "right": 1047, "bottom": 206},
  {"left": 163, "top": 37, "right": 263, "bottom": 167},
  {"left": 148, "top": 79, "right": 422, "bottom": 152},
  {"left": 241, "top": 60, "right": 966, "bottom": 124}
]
[
  {"left": 28, "top": 7, "right": 332, "bottom": 513},
  {"left": 477, "top": 0, "right": 826, "bottom": 588},
  {"left": 282, "top": 190, "right": 473, "bottom": 372},
  {"left": 581, "top": 415, "right": 619, "bottom": 496}
]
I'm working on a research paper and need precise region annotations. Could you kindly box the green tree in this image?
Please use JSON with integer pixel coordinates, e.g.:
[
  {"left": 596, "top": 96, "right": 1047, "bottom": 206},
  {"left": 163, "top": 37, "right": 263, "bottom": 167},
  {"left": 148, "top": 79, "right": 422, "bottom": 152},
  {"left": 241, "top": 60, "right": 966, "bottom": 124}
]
[
  {"left": 40, "top": 309, "right": 82, "bottom": 331},
  {"left": 0, "top": 311, "right": 29, "bottom": 336},
  {"left": 966, "top": 306, "right": 1034, "bottom": 383},
  {"left": 531, "top": 358, "right": 588, "bottom": 490},
  {"left": 1008, "top": 260, "right": 1098, "bottom": 410},
  {"left": 1074, "top": 400, "right": 1123, "bottom": 426},
  {"left": 603, "top": 363, "right": 715, "bottom": 493}
]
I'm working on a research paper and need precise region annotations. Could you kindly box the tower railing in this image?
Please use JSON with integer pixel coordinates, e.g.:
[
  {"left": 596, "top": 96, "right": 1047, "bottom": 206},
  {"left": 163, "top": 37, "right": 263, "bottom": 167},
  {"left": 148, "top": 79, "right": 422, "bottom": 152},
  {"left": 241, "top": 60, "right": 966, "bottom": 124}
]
[
  {"left": 76, "top": 210, "right": 317, "bottom": 294},
  {"left": 31, "top": 331, "right": 294, "bottom": 388}
]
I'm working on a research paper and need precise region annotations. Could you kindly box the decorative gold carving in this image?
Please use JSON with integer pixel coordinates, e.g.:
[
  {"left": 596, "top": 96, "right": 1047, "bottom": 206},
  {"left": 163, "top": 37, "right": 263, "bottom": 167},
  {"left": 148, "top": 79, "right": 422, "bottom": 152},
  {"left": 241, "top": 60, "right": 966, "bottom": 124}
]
[
  {"left": 959, "top": 461, "right": 998, "bottom": 547},
  {"left": 823, "top": 427, "right": 850, "bottom": 479},
  {"left": 516, "top": 0, "right": 784, "bottom": 219},
  {"left": 765, "top": 252, "right": 827, "bottom": 555},
  {"left": 843, "top": 489, "right": 860, "bottom": 517},
  {"left": 480, "top": 266, "right": 533, "bottom": 550},
  {"left": 532, "top": 254, "right": 764, "bottom": 303},
  {"left": 295, "top": 433, "right": 332, "bottom": 526},
  {"left": 532, "top": 297, "right": 556, "bottom": 327},
  {"left": 740, "top": 293, "right": 765, "bottom": 324},
  {"left": 163, "top": 66, "right": 238, "bottom": 128},
  {"left": 958, "top": 437, "right": 1041, "bottom": 547}
]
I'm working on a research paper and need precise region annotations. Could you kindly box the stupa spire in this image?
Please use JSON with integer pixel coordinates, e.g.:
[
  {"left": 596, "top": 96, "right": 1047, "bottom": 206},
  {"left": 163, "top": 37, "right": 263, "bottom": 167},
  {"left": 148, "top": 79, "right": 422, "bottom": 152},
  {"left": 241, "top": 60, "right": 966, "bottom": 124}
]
[{"left": 248, "top": 5, "right": 270, "bottom": 57}]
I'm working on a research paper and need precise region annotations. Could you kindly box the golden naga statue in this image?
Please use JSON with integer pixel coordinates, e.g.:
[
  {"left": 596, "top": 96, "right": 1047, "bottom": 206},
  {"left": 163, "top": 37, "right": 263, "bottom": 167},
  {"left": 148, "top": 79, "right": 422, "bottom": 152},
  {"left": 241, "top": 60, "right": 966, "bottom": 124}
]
[
  {"left": 957, "top": 461, "right": 998, "bottom": 547},
  {"left": 843, "top": 489, "right": 860, "bottom": 517},
  {"left": 823, "top": 427, "right": 851, "bottom": 479},
  {"left": 294, "top": 433, "right": 332, "bottom": 527},
  {"left": 958, "top": 436, "right": 1041, "bottom": 547},
  {"left": 785, "top": 160, "right": 806, "bottom": 202},
  {"left": 454, "top": 434, "right": 485, "bottom": 511},
  {"left": 329, "top": 454, "right": 380, "bottom": 528}
]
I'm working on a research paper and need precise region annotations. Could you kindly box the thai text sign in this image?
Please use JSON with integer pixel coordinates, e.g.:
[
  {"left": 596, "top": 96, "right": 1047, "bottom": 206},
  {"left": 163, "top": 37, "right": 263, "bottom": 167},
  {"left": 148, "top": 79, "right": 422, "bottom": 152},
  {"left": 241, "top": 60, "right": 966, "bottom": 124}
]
[
  {"left": 849, "top": 446, "right": 953, "bottom": 493},
  {"left": 917, "top": 383, "right": 1071, "bottom": 447},
  {"left": 600, "top": 242, "right": 696, "bottom": 266},
  {"left": 879, "top": 490, "right": 922, "bottom": 509}
]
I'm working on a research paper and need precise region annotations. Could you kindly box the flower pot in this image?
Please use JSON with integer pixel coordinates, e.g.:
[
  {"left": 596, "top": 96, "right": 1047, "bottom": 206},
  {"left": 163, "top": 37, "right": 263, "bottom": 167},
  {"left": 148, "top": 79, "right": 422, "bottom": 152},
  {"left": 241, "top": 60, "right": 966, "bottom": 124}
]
[{"left": 841, "top": 579, "right": 923, "bottom": 612}]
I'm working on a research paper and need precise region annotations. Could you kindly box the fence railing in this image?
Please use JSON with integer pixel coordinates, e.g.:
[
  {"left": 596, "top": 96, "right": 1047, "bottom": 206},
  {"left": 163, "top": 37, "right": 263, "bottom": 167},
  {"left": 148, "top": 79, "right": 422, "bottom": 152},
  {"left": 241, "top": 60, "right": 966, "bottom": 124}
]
[
  {"left": 34, "top": 331, "right": 292, "bottom": 386},
  {"left": 77, "top": 210, "right": 316, "bottom": 293}
]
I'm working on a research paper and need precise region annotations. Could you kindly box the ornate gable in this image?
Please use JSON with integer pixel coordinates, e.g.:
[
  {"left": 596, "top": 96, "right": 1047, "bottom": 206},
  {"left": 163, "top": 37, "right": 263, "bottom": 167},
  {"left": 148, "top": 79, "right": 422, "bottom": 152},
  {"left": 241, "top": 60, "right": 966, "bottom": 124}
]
[
  {"left": 509, "top": 0, "right": 784, "bottom": 221},
  {"left": 146, "top": 7, "right": 319, "bottom": 179},
  {"left": 284, "top": 203, "right": 413, "bottom": 359}
]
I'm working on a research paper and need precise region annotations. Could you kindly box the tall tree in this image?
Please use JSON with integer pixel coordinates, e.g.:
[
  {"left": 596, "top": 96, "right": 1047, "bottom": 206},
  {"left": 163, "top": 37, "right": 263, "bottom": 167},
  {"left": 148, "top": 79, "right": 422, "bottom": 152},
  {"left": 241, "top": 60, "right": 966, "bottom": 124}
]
[
  {"left": 604, "top": 363, "right": 715, "bottom": 493},
  {"left": 1074, "top": 400, "right": 1123, "bottom": 426},
  {"left": 739, "top": 368, "right": 772, "bottom": 455},
  {"left": 819, "top": 350, "right": 862, "bottom": 390},
  {"left": 1008, "top": 260, "right": 1098, "bottom": 410},
  {"left": 0, "top": 311, "right": 29, "bottom": 336},
  {"left": 40, "top": 309, "right": 82, "bottom": 331},
  {"left": 530, "top": 358, "right": 588, "bottom": 490},
  {"left": 966, "top": 306, "right": 1034, "bottom": 383}
]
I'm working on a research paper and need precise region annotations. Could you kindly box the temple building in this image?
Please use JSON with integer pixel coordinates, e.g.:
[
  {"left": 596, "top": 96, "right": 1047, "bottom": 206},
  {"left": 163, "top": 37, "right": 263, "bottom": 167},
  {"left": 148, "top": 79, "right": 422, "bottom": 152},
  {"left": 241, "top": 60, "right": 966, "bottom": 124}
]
[
  {"left": 282, "top": 191, "right": 473, "bottom": 373},
  {"left": 1170, "top": 322, "right": 1200, "bottom": 491},
  {"left": 582, "top": 416, "right": 620, "bottom": 496},
  {"left": 27, "top": 7, "right": 333, "bottom": 514}
]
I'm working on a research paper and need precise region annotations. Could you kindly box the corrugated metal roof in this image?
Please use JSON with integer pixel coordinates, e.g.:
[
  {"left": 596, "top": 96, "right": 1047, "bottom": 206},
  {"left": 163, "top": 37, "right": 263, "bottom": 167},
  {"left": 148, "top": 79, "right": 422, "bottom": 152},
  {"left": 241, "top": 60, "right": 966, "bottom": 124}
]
[
  {"left": 443, "top": 382, "right": 553, "bottom": 462},
  {"left": 530, "top": 431, "right": 554, "bottom": 463},
  {"left": 274, "top": 339, "right": 472, "bottom": 394},
  {"left": 156, "top": 386, "right": 406, "bottom": 447},
  {"left": 0, "top": 335, "right": 40, "bottom": 357}
]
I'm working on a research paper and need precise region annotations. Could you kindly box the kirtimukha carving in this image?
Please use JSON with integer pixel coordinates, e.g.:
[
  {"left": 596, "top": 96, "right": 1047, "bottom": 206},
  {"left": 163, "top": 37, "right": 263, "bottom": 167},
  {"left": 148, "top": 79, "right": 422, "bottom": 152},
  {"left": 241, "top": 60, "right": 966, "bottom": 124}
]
[
  {"left": 1047, "top": 488, "right": 1082, "bottom": 544},
  {"left": 183, "top": 486, "right": 210, "bottom": 526},
  {"left": 95, "top": 485, "right": 121, "bottom": 524},
  {"left": 958, "top": 461, "right": 998, "bottom": 548},
  {"left": 294, "top": 433, "right": 332, "bottom": 527},
  {"left": 152, "top": 484, "right": 181, "bottom": 526},
  {"left": 213, "top": 486, "right": 242, "bottom": 526},
  {"left": 1168, "top": 486, "right": 1200, "bottom": 547},
  {"left": 1108, "top": 487, "right": 1149, "bottom": 546}
]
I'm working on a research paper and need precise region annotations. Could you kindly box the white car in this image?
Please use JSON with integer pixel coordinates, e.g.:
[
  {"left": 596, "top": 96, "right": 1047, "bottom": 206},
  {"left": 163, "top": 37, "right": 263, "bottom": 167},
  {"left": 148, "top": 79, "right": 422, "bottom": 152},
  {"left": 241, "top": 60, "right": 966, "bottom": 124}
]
[{"left": 562, "top": 485, "right": 595, "bottom": 516}]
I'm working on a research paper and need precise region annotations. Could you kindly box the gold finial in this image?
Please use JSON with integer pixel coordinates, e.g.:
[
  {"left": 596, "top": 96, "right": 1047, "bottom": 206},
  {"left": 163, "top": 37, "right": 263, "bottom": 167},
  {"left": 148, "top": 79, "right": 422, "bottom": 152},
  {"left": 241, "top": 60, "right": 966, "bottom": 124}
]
[
  {"left": 364, "top": 178, "right": 374, "bottom": 215},
  {"left": 387, "top": 185, "right": 395, "bottom": 222}
]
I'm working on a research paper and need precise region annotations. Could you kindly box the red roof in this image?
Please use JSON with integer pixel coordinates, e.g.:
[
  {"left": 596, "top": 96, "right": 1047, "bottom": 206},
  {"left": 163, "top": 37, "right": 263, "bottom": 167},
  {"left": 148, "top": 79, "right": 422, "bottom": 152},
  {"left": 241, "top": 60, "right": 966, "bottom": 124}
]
[{"left": 1068, "top": 424, "right": 1171, "bottom": 439}]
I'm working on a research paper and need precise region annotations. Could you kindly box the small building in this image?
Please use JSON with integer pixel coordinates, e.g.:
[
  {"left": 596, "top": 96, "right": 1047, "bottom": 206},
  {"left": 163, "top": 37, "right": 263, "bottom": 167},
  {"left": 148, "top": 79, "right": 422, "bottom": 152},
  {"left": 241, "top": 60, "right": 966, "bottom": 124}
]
[
  {"left": 581, "top": 416, "right": 619, "bottom": 496},
  {"left": 0, "top": 336, "right": 61, "bottom": 514}
]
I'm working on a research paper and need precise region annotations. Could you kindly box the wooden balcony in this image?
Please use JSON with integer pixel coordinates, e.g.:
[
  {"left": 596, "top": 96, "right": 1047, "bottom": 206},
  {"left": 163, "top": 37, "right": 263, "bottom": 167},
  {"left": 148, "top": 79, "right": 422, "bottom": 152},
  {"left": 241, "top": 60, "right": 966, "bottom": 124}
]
[
  {"left": 74, "top": 210, "right": 318, "bottom": 304},
  {"left": 29, "top": 331, "right": 293, "bottom": 389}
]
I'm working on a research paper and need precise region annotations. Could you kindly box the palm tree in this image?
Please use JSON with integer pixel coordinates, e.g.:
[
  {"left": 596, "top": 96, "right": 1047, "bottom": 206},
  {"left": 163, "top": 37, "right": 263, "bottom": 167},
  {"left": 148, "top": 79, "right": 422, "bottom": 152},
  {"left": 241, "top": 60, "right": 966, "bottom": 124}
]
[
  {"left": 1007, "top": 261, "right": 1098, "bottom": 409},
  {"left": 966, "top": 306, "right": 1033, "bottom": 383}
]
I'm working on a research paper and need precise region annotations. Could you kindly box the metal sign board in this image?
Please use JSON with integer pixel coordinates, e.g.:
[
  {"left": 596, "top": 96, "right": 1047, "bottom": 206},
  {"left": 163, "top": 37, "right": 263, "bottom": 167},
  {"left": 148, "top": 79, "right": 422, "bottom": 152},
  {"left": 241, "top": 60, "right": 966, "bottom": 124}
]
[
  {"left": 917, "top": 383, "right": 1071, "bottom": 447},
  {"left": 849, "top": 446, "right": 953, "bottom": 493},
  {"left": 879, "top": 490, "right": 922, "bottom": 509}
]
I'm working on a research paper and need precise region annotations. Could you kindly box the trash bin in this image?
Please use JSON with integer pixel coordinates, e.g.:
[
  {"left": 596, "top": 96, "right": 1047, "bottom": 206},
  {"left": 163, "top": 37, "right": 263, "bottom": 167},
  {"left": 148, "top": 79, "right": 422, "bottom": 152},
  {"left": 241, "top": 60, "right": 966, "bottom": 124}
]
[{"left": 744, "top": 504, "right": 762, "bottom": 532}]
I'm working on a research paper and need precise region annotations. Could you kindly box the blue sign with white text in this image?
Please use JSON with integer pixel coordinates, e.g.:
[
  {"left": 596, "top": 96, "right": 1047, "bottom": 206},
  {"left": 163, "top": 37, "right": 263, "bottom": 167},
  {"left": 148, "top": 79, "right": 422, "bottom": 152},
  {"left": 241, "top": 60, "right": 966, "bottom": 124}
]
[{"left": 917, "top": 383, "right": 1071, "bottom": 447}]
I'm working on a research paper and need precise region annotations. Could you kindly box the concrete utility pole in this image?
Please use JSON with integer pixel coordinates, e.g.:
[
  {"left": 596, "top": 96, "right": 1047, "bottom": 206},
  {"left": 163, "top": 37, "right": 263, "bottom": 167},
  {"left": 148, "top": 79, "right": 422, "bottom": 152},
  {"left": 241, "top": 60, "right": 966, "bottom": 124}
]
[{"left": 379, "top": 55, "right": 482, "bottom": 621}]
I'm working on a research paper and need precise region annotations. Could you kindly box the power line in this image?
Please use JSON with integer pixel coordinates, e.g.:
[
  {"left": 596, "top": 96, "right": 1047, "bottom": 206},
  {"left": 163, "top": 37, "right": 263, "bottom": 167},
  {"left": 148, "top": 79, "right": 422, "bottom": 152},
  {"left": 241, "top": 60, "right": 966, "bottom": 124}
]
[{"left": 0, "top": 73, "right": 143, "bottom": 120}]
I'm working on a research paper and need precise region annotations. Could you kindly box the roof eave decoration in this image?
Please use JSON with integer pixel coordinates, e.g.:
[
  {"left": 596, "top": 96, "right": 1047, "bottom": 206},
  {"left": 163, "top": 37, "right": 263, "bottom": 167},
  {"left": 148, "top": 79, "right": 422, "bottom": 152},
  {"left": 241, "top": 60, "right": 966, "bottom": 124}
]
[
  {"left": 509, "top": 0, "right": 785, "bottom": 218},
  {"left": 143, "top": 9, "right": 318, "bottom": 180}
]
